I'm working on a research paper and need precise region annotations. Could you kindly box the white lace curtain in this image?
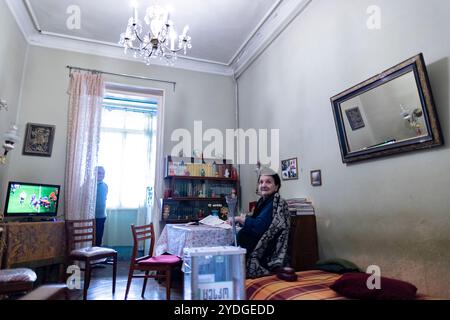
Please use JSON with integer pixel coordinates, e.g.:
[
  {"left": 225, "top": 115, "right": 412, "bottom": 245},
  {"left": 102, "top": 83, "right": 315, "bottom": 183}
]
[{"left": 65, "top": 72, "right": 105, "bottom": 220}]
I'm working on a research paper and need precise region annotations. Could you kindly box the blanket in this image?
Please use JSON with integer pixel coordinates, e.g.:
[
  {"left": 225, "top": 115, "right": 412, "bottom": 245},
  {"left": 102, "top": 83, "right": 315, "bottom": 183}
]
[{"left": 246, "top": 193, "right": 290, "bottom": 278}]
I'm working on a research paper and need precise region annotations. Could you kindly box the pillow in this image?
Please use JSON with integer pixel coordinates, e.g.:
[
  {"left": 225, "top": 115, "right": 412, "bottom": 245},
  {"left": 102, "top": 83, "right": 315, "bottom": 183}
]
[
  {"left": 315, "top": 264, "right": 359, "bottom": 274},
  {"left": 314, "top": 258, "right": 361, "bottom": 274},
  {"left": 330, "top": 273, "right": 418, "bottom": 300}
]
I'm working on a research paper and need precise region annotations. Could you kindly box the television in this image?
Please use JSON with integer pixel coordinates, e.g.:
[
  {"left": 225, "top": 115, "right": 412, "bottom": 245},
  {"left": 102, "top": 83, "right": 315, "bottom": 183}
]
[{"left": 3, "top": 181, "right": 60, "bottom": 219}]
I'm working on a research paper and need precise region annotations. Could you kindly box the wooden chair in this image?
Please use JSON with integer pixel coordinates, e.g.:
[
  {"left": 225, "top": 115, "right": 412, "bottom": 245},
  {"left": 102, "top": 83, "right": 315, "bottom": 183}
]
[
  {"left": 125, "top": 223, "right": 181, "bottom": 300},
  {"left": 65, "top": 219, "right": 117, "bottom": 300}
]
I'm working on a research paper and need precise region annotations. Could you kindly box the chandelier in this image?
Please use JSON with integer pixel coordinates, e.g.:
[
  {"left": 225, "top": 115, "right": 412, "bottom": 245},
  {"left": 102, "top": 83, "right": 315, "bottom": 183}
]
[{"left": 119, "top": 3, "right": 192, "bottom": 65}]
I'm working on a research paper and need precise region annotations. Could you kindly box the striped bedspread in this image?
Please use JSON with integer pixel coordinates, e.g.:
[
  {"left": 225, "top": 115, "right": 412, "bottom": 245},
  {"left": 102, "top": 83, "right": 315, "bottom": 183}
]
[
  {"left": 246, "top": 270, "right": 433, "bottom": 300},
  {"left": 246, "top": 270, "right": 346, "bottom": 300}
]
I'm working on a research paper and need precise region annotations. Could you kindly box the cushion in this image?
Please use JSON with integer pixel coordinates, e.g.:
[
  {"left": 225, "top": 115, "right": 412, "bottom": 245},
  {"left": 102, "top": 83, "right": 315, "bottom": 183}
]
[
  {"left": 0, "top": 268, "right": 37, "bottom": 283},
  {"left": 314, "top": 258, "right": 361, "bottom": 274},
  {"left": 70, "top": 246, "right": 116, "bottom": 258},
  {"left": 330, "top": 272, "right": 417, "bottom": 300},
  {"left": 138, "top": 255, "right": 181, "bottom": 265}
]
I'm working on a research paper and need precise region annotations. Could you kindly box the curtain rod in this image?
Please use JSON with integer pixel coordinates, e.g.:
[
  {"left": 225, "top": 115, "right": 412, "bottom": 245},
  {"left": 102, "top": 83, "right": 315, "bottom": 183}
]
[{"left": 66, "top": 65, "right": 176, "bottom": 92}]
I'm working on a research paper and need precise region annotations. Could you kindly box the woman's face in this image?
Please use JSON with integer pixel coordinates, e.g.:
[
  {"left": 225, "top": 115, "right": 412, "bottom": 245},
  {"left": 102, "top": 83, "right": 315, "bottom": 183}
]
[{"left": 258, "top": 175, "right": 278, "bottom": 198}]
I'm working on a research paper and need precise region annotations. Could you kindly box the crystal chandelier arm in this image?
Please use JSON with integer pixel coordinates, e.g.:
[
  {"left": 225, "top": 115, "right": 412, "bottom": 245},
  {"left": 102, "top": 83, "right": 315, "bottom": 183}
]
[
  {"left": 134, "top": 29, "right": 145, "bottom": 43},
  {"left": 162, "top": 43, "right": 182, "bottom": 53}
]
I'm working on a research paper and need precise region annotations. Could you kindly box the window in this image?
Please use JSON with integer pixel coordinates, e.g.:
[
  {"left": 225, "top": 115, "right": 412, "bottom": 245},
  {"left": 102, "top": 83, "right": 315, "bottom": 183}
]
[{"left": 98, "top": 89, "right": 158, "bottom": 209}]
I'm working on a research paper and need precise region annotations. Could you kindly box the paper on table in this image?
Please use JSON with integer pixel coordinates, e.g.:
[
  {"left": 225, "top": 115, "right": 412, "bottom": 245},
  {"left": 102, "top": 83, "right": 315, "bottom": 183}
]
[{"left": 199, "top": 215, "right": 232, "bottom": 229}]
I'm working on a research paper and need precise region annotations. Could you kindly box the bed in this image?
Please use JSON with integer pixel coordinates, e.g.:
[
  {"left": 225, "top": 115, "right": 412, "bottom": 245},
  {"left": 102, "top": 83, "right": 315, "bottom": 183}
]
[{"left": 245, "top": 270, "right": 432, "bottom": 300}]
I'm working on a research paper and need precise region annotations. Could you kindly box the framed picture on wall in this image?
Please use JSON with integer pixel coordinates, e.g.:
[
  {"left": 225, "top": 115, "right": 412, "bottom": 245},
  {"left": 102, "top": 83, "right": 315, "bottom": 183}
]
[
  {"left": 281, "top": 158, "right": 298, "bottom": 180},
  {"left": 345, "top": 106, "right": 365, "bottom": 131},
  {"left": 22, "top": 123, "right": 56, "bottom": 157},
  {"left": 310, "top": 170, "right": 322, "bottom": 186}
]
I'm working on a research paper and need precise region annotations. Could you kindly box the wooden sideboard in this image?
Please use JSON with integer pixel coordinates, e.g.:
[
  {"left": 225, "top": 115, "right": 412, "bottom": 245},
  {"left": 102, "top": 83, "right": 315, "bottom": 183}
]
[
  {"left": 288, "top": 215, "right": 319, "bottom": 271},
  {"left": 0, "top": 221, "right": 66, "bottom": 269}
]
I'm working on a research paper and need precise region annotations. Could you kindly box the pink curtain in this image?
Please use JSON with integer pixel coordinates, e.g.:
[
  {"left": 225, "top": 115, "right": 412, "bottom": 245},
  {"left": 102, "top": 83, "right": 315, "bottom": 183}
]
[{"left": 65, "top": 72, "right": 105, "bottom": 220}]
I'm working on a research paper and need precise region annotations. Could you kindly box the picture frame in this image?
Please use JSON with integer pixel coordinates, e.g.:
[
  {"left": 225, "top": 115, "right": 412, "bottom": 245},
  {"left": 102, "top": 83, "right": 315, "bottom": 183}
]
[
  {"left": 345, "top": 106, "right": 365, "bottom": 131},
  {"left": 281, "top": 158, "right": 298, "bottom": 180},
  {"left": 22, "top": 123, "right": 56, "bottom": 157},
  {"left": 310, "top": 170, "right": 322, "bottom": 186}
]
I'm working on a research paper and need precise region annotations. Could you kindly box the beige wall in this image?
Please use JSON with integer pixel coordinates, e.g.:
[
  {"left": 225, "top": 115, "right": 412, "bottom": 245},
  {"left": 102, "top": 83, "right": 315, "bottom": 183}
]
[
  {"left": 1, "top": 45, "right": 236, "bottom": 216},
  {"left": 238, "top": 0, "right": 450, "bottom": 298},
  {"left": 0, "top": 1, "right": 28, "bottom": 196}
]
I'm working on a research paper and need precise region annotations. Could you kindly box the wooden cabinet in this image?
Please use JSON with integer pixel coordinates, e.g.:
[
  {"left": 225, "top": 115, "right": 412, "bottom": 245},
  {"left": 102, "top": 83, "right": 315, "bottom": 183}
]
[
  {"left": 0, "top": 221, "right": 66, "bottom": 268},
  {"left": 289, "top": 215, "right": 319, "bottom": 271},
  {"left": 162, "top": 156, "right": 239, "bottom": 223}
]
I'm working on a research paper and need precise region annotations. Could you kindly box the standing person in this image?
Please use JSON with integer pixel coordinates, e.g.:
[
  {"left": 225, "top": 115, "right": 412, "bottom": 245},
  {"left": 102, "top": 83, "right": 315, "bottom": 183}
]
[
  {"left": 235, "top": 167, "right": 290, "bottom": 278},
  {"left": 95, "top": 166, "right": 108, "bottom": 247}
]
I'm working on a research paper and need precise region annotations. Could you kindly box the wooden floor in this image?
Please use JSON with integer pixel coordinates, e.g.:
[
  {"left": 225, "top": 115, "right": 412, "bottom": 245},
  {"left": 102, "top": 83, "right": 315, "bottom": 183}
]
[{"left": 69, "top": 260, "right": 184, "bottom": 300}]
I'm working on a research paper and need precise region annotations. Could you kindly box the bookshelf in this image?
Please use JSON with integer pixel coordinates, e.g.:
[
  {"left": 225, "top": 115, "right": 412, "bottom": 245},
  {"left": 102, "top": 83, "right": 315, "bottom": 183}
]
[{"left": 162, "top": 156, "right": 239, "bottom": 223}]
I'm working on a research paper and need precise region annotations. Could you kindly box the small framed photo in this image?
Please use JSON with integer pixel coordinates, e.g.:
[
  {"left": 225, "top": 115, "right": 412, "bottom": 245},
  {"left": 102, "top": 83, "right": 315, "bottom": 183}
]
[
  {"left": 310, "top": 170, "right": 322, "bottom": 186},
  {"left": 281, "top": 157, "right": 298, "bottom": 180},
  {"left": 345, "top": 106, "right": 365, "bottom": 131},
  {"left": 22, "top": 123, "right": 56, "bottom": 157}
]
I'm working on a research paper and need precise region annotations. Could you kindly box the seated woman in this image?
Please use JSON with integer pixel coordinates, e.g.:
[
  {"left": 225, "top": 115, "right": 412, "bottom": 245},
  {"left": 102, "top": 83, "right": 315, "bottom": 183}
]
[{"left": 235, "top": 167, "right": 291, "bottom": 278}]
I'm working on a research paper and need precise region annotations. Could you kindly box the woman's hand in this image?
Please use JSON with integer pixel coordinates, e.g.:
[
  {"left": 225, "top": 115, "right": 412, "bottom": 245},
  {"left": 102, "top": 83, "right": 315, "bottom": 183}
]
[
  {"left": 226, "top": 213, "right": 247, "bottom": 226},
  {"left": 235, "top": 213, "right": 246, "bottom": 226}
]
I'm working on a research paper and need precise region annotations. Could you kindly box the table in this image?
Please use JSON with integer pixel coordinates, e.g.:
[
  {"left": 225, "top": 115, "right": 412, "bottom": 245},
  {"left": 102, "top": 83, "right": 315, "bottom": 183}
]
[{"left": 155, "top": 224, "right": 234, "bottom": 257}]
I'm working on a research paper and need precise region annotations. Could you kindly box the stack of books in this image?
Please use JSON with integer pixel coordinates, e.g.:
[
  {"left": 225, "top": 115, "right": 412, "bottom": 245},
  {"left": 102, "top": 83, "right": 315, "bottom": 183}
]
[{"left": 286, "top": 198, "right": 315, "bottom": 215}]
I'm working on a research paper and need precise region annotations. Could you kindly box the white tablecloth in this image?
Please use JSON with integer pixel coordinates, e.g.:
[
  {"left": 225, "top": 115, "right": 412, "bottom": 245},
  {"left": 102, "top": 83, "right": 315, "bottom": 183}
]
[{"left": 155, "top": 224, "right": 234, "bottom": 257}]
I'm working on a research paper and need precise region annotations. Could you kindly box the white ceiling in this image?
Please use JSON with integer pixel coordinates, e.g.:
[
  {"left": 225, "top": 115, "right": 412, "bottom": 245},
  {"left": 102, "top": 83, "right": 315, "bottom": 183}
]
[{"left": 8, "top": 0, "right": 312, "bottom": 75}]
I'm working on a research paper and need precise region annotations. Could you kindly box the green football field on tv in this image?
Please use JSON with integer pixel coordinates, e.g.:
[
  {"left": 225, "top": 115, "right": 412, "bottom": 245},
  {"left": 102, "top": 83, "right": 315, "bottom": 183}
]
[{"left": 5, "top": 183, "right": 59, "bottom": 215}]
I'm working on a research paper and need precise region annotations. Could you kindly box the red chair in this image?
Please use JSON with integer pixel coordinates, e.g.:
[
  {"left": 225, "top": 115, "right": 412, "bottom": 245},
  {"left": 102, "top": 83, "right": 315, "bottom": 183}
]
[{"left": 125, "top": 223, "right": 181, "bottom": 300}]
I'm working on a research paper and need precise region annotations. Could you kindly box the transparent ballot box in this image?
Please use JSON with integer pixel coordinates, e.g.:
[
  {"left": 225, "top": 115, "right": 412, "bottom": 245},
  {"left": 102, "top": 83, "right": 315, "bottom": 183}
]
[{"left": 183, "top": 246, "right": 246, "bottom": 300}]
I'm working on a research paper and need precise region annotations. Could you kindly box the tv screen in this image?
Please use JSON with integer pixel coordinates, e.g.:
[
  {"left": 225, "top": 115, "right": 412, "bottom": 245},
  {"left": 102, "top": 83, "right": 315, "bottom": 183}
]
[{"left": 3, "top": 181, "right": 60, "bottom": 217}]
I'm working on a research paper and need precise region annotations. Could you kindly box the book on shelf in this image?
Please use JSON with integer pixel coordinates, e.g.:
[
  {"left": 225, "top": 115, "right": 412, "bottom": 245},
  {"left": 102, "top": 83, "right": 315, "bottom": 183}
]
[
  {"left": 166, "top": 156, "right": 235, "bottom": 178},
  {"left": 292, "top": 210, "right": 315, "bottom": 216}
]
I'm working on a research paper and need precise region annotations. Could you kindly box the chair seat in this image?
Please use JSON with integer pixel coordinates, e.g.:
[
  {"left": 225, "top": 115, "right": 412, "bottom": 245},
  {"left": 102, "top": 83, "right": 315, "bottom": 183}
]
[
  {"left": 138, "top": 255, "right": 181, "bottom": 266},
  {"left": 70, "top": 246, "right": 116, "bottom": 258},
  {"left": 0, "top": 268, "right": 37, "bottom": 283}
]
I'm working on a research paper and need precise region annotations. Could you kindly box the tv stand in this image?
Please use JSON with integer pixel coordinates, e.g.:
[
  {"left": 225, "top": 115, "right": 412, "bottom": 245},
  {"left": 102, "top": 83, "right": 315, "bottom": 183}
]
[
  {"left": 0, "top": 221, "right": 66, "bottom": 281},
  {"left": 13, "top": 217, "right": 57, "bottom": 223}
]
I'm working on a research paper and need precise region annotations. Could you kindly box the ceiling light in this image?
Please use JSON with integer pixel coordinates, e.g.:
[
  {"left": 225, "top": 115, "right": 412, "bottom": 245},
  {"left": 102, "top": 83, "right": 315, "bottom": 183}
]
[{"left": 119, "top": 3, "right": 192, "bottom": 66}]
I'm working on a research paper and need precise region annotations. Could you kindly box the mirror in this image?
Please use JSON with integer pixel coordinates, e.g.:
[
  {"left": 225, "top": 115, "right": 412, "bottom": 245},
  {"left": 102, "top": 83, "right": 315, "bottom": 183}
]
[{"left": 331, "top": 53, "right": 443, "bottom": 163}]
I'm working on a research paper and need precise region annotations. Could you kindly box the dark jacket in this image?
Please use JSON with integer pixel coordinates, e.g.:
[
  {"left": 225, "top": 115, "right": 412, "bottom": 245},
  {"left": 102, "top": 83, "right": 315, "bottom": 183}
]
[{"left": 237, "top": 194, "right": 274, "bottom": 255}]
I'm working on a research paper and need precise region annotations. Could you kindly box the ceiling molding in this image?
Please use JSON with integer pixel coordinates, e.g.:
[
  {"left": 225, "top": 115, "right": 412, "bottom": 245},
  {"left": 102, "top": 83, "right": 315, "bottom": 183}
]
[
  {"left": 28, "top": 33, "right": 235, "bottom": 76},
  {"left": 227, "top": 0, "right": 283, "bottom": 66},
  {"left": 231, "top": 0, "right": 312, "bottom": 78},
  {"left": 5, "top": 0, "right": 36, "bottom": 41},
  {"left": 6, "top": 0, "right": 312, "bottom": 78}
]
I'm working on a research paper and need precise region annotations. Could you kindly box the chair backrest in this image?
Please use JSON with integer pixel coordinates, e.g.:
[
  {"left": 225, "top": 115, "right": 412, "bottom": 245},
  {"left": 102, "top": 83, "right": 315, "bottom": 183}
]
[
  {"left": 130, "top": 223, "right": 155, "bottom": 262},
  {"left": 65, "top": 219, "right": 96, "bottom": 251}
]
